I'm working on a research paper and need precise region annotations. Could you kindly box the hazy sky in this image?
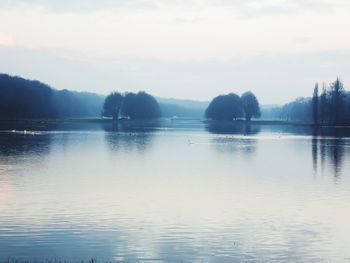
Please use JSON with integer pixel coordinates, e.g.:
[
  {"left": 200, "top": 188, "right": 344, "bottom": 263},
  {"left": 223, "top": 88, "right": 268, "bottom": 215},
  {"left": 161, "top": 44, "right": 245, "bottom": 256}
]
[{"left": 0, "top": 0, "right": 349, "bottom": 104}]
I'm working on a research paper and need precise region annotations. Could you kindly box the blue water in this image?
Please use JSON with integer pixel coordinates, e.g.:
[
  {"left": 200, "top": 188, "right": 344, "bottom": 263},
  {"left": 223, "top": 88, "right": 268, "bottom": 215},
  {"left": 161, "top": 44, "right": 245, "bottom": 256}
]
[{"left": 0, "top": 119, "right": 349, "bottom": 262}]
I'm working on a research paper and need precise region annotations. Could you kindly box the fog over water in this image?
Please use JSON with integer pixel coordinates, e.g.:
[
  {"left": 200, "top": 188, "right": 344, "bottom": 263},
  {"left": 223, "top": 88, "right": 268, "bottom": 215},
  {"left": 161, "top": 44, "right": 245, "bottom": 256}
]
[{"left": 0, "top": 120, "right": 349, "bottom": 262}]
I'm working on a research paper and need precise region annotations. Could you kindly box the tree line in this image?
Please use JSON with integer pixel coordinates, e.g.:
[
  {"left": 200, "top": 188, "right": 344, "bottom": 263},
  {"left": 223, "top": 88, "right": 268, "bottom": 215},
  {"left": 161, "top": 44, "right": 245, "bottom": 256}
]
[
  {"left": 0, "top": 73, "right": 104, "bottom": 119},
  {"left": 312, "top": 78, "right": 348, "bottom": 125},
  {"left": 205, "top": 91, "right": 261, "bottom": 121},
  {"left": 2, "top": 72, "right": 350, "bottom": 125},
  {"left": 278, "top": 78, "right": 350, "bottom": 125},
  {"left": 0, "top": 73, "right": 199, "bottom": 120}
]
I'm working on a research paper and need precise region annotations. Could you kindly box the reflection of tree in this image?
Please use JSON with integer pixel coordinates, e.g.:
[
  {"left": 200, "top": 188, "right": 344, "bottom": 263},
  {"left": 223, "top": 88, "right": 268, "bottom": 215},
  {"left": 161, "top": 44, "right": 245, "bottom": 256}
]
[
  {"left": 103, "top": 121, "right": 158, "bottom": 153},
  {"left": 312, "top": 137, "right": 318, "bottom": 174},
  {"left": 0, "top": 133, "right": 51, "bottom": 160},
  {"left": 205, "top": 121, "right": 261, "bottom": 135},
  {"left": 211, "top": 136, "right": 257, "bottom": 157},
  {"left": 105, "top": 132, "right": 154, "bottom": 153},
  {"left": 311, "top": 132, "right": 347, "bottom": 180},
  {"left": 205, "top": 122, "right": 260, "bottom": 157},
  {"left": 328, "top": 139, "right": 344, "bottom": 180},
  {"left": 319, "top": 138, "right": 326, "bottom": 173},
  {"left": 103, "top": 119, "right": 162, "bottom": 133}
]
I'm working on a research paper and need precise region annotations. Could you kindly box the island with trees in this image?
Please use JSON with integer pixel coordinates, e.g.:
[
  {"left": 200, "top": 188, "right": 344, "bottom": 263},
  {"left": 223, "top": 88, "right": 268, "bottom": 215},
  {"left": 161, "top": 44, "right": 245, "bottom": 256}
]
[
  {"left": 205, "top": 91, "right": 261, "bottom": 121},
  {"left": 102, "top": 91, "right": 161, "bottom": 120}
]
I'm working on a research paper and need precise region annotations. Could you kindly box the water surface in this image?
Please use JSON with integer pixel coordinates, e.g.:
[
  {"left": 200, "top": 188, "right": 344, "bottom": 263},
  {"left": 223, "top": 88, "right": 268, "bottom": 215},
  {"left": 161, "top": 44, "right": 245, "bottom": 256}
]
[{"left": 0, "top": 120, "right": 349, "bottom": 262}]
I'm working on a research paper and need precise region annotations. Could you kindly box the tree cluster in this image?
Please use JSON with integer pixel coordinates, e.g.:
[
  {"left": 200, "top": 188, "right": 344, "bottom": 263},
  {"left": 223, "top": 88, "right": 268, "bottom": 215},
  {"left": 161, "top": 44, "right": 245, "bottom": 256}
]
[
  {"left": 205, "top": 91, "right": 261, "bottom": 121},
  {"left": 0, "top": 73, "right": 104, "bottom": 119},
  {"left": 313, "top": 78, "right": 348, "bottom": 125},
  {"left": 102, "top": 91, "right": 161, "bottom": 120},
  {"left": 279, "top": 78, "right": 350, "bottom": 125}
]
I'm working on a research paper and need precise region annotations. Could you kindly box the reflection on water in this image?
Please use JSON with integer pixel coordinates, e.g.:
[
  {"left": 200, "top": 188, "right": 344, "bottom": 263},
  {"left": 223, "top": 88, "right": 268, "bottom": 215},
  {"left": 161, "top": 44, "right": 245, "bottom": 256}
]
[
  {"left": 0, "top": 133, "right": 51, "bottom": 157},
  {"left": 311, "top": 128, "right": 350, "bottom": 180},
  {"left": 205, "top": 121, "right": 261, "bottom": 135},
  {"left": 103, "top": 121, "right": 157, "bottom": 153},
  {"left": 104, "top": 119, "right": 162, "bottom": 133},
  {"left": 0, "top": 120, "right": 349, "bottom": 262},
  {"left": 326, "top": 139, "right": 345, "bottom": 179},
  {"left": 211, "top": 136, "right": 257, "bottom": 157},
  {"left": 313, "top": 137, "right": 347, "bottom": 180},
  {"left": 105, "top": 132, "right": 154, "bottom": 153}
]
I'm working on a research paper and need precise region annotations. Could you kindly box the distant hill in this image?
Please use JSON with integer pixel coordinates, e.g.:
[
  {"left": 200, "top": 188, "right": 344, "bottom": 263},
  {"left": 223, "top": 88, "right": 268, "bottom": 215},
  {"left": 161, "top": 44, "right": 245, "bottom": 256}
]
[
  {"left": 157, "top": 97, "right": 209, "bottom": 118},
  {"left": 260, "top": 104, "right": 283, "bottom": 120},
  {"left": 157, "top": 97, "right": 209, "bottom": 109},
  {"left": 159, "top": 103, "right": 205, "bottom": 118},
  {"left": 0, "top": 73, "right": 105, "bottom": 119}
]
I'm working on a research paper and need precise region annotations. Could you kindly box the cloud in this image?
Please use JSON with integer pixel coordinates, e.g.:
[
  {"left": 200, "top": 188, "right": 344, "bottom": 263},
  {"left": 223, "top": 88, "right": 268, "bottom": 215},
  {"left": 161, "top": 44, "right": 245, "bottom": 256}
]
[
  {"left": 0, "top": 0, "right": 157, "bottom": 12},
  {"left": 0, "top": 32, "right": 14, "bottom": 47},
  {"left": 1, "top": 46, "right": 349, "bottom": 104},
  {"left": 0, "top": 0, "right": 343, "bottom": 15},
  {"left": 205, "top": 0, "right": 339, "bottom": 17}
]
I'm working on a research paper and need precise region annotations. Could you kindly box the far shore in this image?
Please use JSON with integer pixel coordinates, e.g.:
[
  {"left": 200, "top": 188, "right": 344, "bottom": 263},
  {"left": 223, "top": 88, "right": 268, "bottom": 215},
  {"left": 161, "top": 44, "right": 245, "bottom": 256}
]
[
  {"left": 0, "top": 118, "right": 349, "bottom": 129},
  {"left": 204, "top": 119, "right": 350, "bottom": 128}
]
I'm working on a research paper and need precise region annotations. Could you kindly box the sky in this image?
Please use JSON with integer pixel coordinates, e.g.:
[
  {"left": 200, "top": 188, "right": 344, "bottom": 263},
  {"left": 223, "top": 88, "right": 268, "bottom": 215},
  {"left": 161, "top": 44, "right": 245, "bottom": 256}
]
[{"left": 0, "top": 0, "right": 349, "bottom": 104}]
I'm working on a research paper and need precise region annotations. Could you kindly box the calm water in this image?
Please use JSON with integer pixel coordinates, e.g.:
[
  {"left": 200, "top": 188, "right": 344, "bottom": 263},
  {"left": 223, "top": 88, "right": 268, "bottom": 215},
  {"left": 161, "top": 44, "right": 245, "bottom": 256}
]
[{"left": 0, "top": 120, "right": 350, "bottom": 262}]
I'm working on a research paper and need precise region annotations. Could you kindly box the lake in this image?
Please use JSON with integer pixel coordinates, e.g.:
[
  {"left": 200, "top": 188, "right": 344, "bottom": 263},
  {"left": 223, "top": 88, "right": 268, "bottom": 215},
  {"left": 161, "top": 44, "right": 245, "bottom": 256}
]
[{"left": 0, "top": 119, "right": 349, "bottom": 262}]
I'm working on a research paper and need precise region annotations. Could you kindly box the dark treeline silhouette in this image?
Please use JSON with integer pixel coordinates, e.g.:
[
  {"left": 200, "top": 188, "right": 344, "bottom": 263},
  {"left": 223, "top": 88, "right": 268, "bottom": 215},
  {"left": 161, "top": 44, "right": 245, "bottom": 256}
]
[
  {"left": 278, "top": 78, "right": 350, "bottom": 125},
  {"left": 102, "top": 91, "right": 161, "bottom": 120},
  {"left": 0, "top": 73, "right": 201, "bottom": 119},
  {"left": 205, "top": 91, "right": 261, "bottom": 121},
  {"left": 2, "top": 72, "right": 349, "bottom": 125},
  {"left": 0, "top": 73, "right": 104, "bottom": 119}
]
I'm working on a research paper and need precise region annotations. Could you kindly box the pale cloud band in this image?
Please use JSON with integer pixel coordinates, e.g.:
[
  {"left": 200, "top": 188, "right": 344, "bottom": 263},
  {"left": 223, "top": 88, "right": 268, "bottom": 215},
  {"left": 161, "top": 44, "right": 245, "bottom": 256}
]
[{"left": 0, "top": 0, "right": 343, "bottom": 14}]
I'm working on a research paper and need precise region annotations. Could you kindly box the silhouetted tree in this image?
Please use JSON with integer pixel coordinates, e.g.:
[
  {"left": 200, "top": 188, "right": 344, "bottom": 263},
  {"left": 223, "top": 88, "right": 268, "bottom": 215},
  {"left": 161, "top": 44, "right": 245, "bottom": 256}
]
[
  {"left": 102, "top": 92, "right": 123, "bottom": 120},
  {"left": 319, "top": 84, "right": 328, "bottom": 124},
  {"left": 241, "top": 91, "right": 261, "bottom": 121},
  {"left": 122, "top": 91, "right": 161, "bottom": 119},
  {"left": 280, "top": 78, "right": 350, "bottom": 125},
  {"left": 312, "top": 83, "right": 319, "bottom": 125},
  {"left": 329, "top": 78, "right": 345, "bottom": 125},
  {"left": 205, "top": 93, "right": 243, "bottom": 121}
]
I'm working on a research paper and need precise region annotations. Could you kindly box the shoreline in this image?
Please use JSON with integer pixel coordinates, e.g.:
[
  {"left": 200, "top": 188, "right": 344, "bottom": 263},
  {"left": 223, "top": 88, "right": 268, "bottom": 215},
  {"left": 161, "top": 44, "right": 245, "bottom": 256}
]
[{"left": 0, "top": 118, "right": 349, "bottom": 128}]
